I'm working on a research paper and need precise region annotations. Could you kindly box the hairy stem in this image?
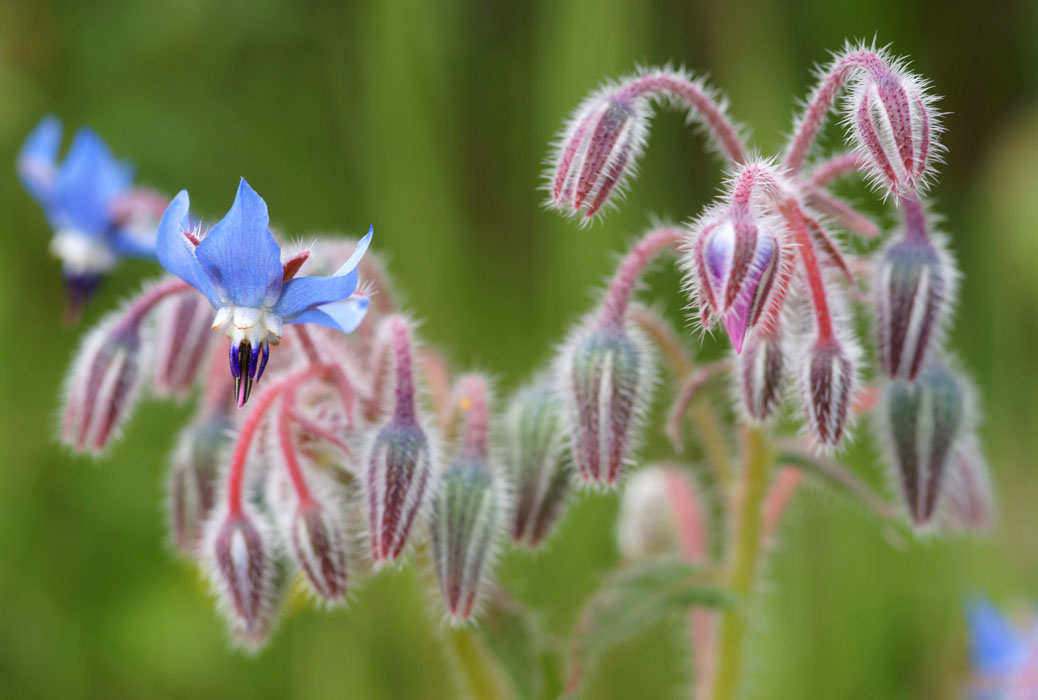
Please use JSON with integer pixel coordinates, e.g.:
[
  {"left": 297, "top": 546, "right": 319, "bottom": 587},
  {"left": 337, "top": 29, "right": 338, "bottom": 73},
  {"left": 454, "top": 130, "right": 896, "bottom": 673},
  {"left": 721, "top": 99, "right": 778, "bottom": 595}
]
[
  {"left": 777, "top": 197, "right": 835, "bottom": 343},
  {"left": 599, "top": 227, "right": 682, "bottom": 329},
  {"left": 445, "top": 626, "right": 513, "bottom": 700}
]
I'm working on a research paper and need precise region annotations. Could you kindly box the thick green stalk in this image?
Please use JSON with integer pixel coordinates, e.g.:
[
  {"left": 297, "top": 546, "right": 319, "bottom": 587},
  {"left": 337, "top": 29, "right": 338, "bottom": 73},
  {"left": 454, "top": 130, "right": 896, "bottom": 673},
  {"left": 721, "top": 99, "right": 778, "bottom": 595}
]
[
  {"left": 710, "top": 426, "right": 773, "bottom": 700},
  {"left": 445, "top": 626, "right": 513, "bottom": 700}
]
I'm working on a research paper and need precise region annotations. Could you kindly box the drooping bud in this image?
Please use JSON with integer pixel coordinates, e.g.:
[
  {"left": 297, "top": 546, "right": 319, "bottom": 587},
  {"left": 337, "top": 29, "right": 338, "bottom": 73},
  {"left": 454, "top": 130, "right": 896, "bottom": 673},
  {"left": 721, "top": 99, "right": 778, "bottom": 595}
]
[
  {"left": 939, "top": 437, "right": 996, "bottom": 535},
  {"left": 61, "top": 310, "right": 146, "bottom": 455},
  {"left": 364, "top": 317, "right": 434, "bottom": 563},
  {"left": 153, "top": 293, "right": 216, "bottom": 396},
  {"left": 874, "top": 199, "right": 954, "bottom": 381},
  {"left": 289, "top": 499, "right": 348, "bottom": 602},
  {"left": 616, "top": 466, "right": 706, "bottom": 561},
  {"left": 801, "top": 338, "right": 855, "bottom": 447},
  {"left": 504, "top": 382, "right": 572, "bottom": 547},
  {"left": 847, "top": 61, "right": 940, "bottom": 197},
  {"left": 550, "top": 90, "right": 648, "bottom": 220},
  {"left": 737, "top": 327, "right": 787, "bottom": 421},
  {"left": 560, "top": 320, "right": 653, "bottom": 486},
  {"left": 204, "top": 507, "right": 279, "bottom": 648},
  {"left": 882, "top": 360, "right": 965, "bottom": 528},
  {"left": 167, "top": 412, "right": 233, "bottom": 555}
]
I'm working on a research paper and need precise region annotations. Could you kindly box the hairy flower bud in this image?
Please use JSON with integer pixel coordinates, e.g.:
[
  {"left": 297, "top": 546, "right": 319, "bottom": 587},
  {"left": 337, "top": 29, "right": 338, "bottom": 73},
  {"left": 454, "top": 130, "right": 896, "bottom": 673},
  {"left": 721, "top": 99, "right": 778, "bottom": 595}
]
[
  {"left": 205, "top": 508, "right": 278, "bottom": 648},
  {"left": 167, "top": 413, "right": 232, "bottom": 554},
  {"left": 61, "top": 311, "right": 146, "bottom": 455},
  {"left": 939, "top": 437, "right": 996, "bottom": 534},
  {"left": 289, "top": 499, "right": 348, "bottom": 602},
  {"left": 560, "top": 321, "right": 653, "bottom": 486},
  {"left": 153, "top": 293, "right": 216, "bottom": 396},
  {"left": 883, "top": 360, "right": 965, "bottom": 527},
  {"left": 874, "top": 230, "right": 953, "bottom": 382},
  {"left": 801, "top": 338, "right": 855, "bottom": 447},
  {"left": 847, "top": 63, "right": 939, "bottom": 197},
  {"left": 616, "top": 466, "right": 706, "bottom": 561},
  {"left": 738, "top": 328, "right": 787, "bottom": 421},
  {"left": 504, "top": 383, "right": 572, "bottom": 547},
  {"left": 550, "top": 91, "right": 648, "bottom": 220}
]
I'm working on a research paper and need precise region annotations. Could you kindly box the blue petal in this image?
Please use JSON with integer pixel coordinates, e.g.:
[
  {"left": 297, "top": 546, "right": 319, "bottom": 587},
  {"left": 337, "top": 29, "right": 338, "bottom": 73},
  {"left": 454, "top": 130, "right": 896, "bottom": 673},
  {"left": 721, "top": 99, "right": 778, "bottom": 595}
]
[
  {"left": 273, "top": 230, "right": 372, "bottom": 319},
  {"left": 287, "top": 295, "right": 370, "bottom": 334},
  {"left": 156, "top": 190, "right": 222, "bottom": 307},
  {"left": 52, "top": 128, "right": 134, "bottom": 234},
  {"left": 18, "top": 116, "right": 62, "bottom": 206},
  {"left": 110, "top": 226, "right": 158, "bottom": 258},
  {"left": 195, "top": 178, "right": 283, "bottom": 308},
  {"left": 968, "top": 600, "right": 1024, "bottom": 675}
]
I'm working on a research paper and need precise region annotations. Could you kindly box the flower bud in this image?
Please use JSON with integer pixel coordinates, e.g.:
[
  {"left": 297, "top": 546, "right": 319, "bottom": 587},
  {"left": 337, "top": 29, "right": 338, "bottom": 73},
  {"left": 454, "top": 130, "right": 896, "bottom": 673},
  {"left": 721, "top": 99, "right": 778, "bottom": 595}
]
[
  {"left": 289, "top": 499, "right": 348, "bottom": 602},
  {"left": 550, "top": 91, "right": 648, "bottom": 220},
  {"left": 167, "top": 412, "right": 232, "bottom": 555},
  {"left": 616, "top": 466, "right": 705, "bottom": 561},
  {"left": 737, "top": 328, "right": 786, "bottom": 421},
  {"left": 153, "top": 293, "right": 216, "bottom": 396},
  {"left": 874, "top": 233, "right": 951, "bottom": 382},
  {"left": 849, "top": 65, "right": 938, "bottom": 197},
  {"left": 883, "top": 360, "right": 965, "bottom": 527},
  {"left": 801, "top": 338, "right": 855, "bottom": 447},
  {"left": 61, "top": 311, "right": 145, "bottom": 455},
  {"left": 504, "top": 383, "right": 572, "bottom": 547},
  {"left": 204, "top": 507, "right": 278, "bottom": 648},
  {"left": 560, "top": 321, "right": 653, "bottom": 486},
  {"left": 939, "top": 438, "right": 996, "bottom": 534}
]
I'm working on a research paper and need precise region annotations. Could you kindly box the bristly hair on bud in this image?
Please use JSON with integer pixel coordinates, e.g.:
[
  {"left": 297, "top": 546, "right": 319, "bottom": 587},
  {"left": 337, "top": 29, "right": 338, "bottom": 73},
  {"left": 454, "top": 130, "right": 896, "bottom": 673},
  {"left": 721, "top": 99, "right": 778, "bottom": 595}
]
[
  {"left": 363, "top": 316, "right": 436, "bottom": 565},
  {"left": 167, "top": 411, "right": 233, "bottom": 556},
  {"left": 735, "top": 326, "right": 788, "bottom": 422},
  {"left": 430, "top": 374, "right": 506, "bottom": 623},
  {"left": 616, "top": 465, "right": 707, "bottom": 561},
  {"left": 152, "top": 292, "right": 216, "bottom": 397},
  {"left": 504, "top": 380, "right": 573, "bottom": 547},
  {"left": 287, "top": 496, "right": 349, "bottom": 603},
  {"left": 798, "top": 330, "right": 859, "bottom": 450},
  {"left": 873, "top": 196, "right": 958, "bottom": 381},
  {"left": 938, "top": 436, "right": 996, "bottom": 535},
  {"left": 880, "top": 358, "right": 970, "bottom": 531}
]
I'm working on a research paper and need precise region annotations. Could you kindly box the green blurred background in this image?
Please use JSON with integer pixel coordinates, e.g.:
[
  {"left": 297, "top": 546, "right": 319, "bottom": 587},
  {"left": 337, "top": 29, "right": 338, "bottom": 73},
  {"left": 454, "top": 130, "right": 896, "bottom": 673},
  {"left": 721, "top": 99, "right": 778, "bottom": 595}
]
[{"left": 1, "top": 0, "right": 1036, "bottom": 698}]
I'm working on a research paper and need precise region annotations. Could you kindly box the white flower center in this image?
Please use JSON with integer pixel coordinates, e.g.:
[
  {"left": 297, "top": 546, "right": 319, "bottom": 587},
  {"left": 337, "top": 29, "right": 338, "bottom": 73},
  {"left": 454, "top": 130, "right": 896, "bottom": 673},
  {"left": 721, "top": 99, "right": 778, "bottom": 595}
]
[
  {"left": 50, "top": 229, "right": 118, "bottom": 275},
  {"left": 211, "top": 305, "right": 284, "bottom": 347}
]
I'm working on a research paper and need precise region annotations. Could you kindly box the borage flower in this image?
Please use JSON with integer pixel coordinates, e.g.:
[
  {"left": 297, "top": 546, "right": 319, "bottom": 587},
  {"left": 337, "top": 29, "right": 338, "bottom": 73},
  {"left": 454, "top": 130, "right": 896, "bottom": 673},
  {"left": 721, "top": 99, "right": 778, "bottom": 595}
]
[
  {"left": 18, "top": 116, "right": 166, "bottom": 320},
  {"left": 156, "top": 178, "right": 371, "bottom": 406}
]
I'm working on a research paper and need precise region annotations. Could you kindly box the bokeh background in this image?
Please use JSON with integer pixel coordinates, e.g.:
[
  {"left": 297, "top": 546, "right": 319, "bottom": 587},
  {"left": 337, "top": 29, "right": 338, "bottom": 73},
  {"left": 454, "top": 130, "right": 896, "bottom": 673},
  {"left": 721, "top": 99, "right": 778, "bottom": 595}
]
[{"left": 1, "top": 0, "right": 1036, "bottom": 698}]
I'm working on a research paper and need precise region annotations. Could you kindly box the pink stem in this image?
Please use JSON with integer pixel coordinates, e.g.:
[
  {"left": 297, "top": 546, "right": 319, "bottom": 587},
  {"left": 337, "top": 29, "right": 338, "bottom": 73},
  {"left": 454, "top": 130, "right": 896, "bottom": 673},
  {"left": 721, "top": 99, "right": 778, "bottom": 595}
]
[
  {"left": 288, "top": 408, "right": 352, "bottom": 455},
  {"left": 778, "top": 198, "right": 835, "bottom": 343},
  {"left": 810, "top": 151, "right": 865, "bottom": 187},
  {"left": 455, "top": 375, "right": 490, "bottom": 459},
  {"left": 899, "top": 193, "right": 929, "bottom": 243},
  {"left": 277, "top": 389, "right": 312, "bottom": 506},
  {"left": 783, "top": 50, "right": 888, "bottom": 172},
  {"left": 665, "top": 361, "right": 731, "bottom": 453},
  {"left": 619, "top": 74, "right": 748, "bottom": 165},
  {"left": 119, "top": 278, "right": 192, "bottom": 330},
  {"left": 762, "top": 467, "right": 803, "bottom": 540},
  {"left": 598, "top": 227, "right": 683, "bottom": 328},
  {"left": 388, "top": 318, "right": 417, "bottom": 425},
  {"left": 802, "top": 183, "right": 879, "bottom": 238}
]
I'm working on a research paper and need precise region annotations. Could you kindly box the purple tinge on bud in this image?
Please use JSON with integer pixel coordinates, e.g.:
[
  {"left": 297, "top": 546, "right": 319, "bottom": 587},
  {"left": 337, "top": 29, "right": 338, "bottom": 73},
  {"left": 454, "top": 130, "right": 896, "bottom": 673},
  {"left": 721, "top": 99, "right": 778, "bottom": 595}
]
[
  {"left": 504, "top": 383, "right": 571, "bottom": 547},
  {"left": 801, "top": 340, "right": 854, "bottom": 447},
  {"left": 552, "top": 94, "right": 647, "bottom": 219},
  {"left": 208, "top": 509, "right": 276, "bottom": 646},
  {"left": 874, "top": 235, "right": 947, "bottom": 381},
  {"left": 289, "top": 500, "right": 348, "bottom": 602},
  {"left": 851, "top": 69, "right": 935, "bottom": 197},
  {"left": 939, "top": 438, "right": 996, "bottom": 534},
  {"left": 691, "top": 216, "right": 782, "bottom": 353},
  {"left": 563, "top": 323, "right": 651, "bottom": 486},
  {"left": 738, "top": 328, "right": 786, "bottom": 421},
  {"left": 365, "top": 420, "right": 433, "bottom": 563},
  {"left": 61, "top": 313, "right": 145, "bottom": 455},
  {"left": 168, "top": 413, "right": 232, "bottom": 555},
  {"left": 884, "top": 361, "right": 965, "bottom": 527},
  {"left": 430, "top": 457, "right": 501, "bottom": 622},
  {"left": 154, "top": 294, "right": 216, "bottom": 396},
  {"left": 61, "top": 271, "right": 103, "bottom": 325}
]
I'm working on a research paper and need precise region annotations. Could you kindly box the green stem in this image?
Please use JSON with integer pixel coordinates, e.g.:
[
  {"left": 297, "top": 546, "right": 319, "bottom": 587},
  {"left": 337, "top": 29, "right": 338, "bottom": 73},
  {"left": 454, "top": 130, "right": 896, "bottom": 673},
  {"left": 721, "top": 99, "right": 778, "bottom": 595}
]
[
  {"left": 446, "top": 626, "right": 513, "bottom": 700},
  {"left": 710, "top": 426, "right": 773, "bottom": 700}
]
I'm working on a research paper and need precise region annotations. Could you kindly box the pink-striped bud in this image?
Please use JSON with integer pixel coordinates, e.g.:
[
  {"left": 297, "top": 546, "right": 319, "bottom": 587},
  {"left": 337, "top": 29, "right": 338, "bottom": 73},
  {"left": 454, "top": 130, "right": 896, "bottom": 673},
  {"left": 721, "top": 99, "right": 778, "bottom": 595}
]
[
  {"left": 550, "top": 91, "right": 648, "bottom": 220},
  {"left": 205, "top": 508, "right": 278, "bottom": 648},
  {"left": 153, "top": 293, "right": 215, "bottom": 396},
  {"left": 167, "top": 413, "right": 232, "bottom": 555},
  {"left": 560, "top": 322, "right": 653, "bottom": 486},
  {"left": 61, "top": 312, "right": 145, "bottom": 455},
  {"left": 874, "top": 212, "right": 954, "bottom": 381},
  {"left": 848, "top": 63, "right": 939, "bottom": 197},
  {"left": 289, "top": 499, "right": 348, "bottom": 602},
  {"left": 688, "top": 213, "right": 791, "bottom": 352},
  {"left": 939, "top": 437, "right": 995, "bottom": 534},
  {"left": 883, "top": 360, "right": 965, "bottom": 528},
  {"left": 616, "top": 466, "right": 706, "bottom": 561},
  {"left": 364, "top": 317, "right": 434, "bottom": 564},
  {"left": 738, "top": 328, "right": 787, "bottom": 421},
  {"left": 505, "top": 382, "right": 571, "bottom": 547},
  {"left": 801, "top": 338, "right": 855, "bottom": 447}
]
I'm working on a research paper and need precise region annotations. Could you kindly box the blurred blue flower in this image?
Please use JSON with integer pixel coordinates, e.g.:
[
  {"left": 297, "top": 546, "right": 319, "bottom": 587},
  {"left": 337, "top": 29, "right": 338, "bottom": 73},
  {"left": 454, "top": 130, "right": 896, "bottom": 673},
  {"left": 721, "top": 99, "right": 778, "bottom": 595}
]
[
  {"left": 968, "top": 599, "right": 1038, "bottom": 699},
  {"left": 18, "top": 116, "right": 165, "bottom": 320},
  {"left": 157, "top": 178, "right": 371, "bottom": 406}
]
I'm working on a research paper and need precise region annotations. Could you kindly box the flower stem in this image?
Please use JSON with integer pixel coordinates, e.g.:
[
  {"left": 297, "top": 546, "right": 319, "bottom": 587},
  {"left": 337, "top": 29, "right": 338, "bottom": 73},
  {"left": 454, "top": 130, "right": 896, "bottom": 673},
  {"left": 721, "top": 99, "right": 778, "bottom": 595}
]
[
  {"left": 710, "top": 425, "right": 772, "bottom": 700},
  {"left": 777, "top": 197, "right": 835, "bottom": 343},
  {"left": 445, "top": 626, "right": 513, "bottom": 700},
  {"left": 119, "top": 278, "right": 191, "bottom": 330},
  {"left": 598, "top": 227, "right": 682, "bottom": 329}
]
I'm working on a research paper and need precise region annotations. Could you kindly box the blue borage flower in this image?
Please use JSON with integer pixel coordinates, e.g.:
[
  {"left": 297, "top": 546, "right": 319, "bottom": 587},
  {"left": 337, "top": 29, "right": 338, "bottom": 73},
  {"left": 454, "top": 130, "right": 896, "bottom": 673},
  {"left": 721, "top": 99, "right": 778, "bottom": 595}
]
[
  {"left": 18, "top": 116, "right": 162, "bottom": 317},
  {"left": 967, "top": 599, "right": 1038, "bottom": 698},
  {"left": 156, "top": 178, "right": 372, "bottom": 406}
]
